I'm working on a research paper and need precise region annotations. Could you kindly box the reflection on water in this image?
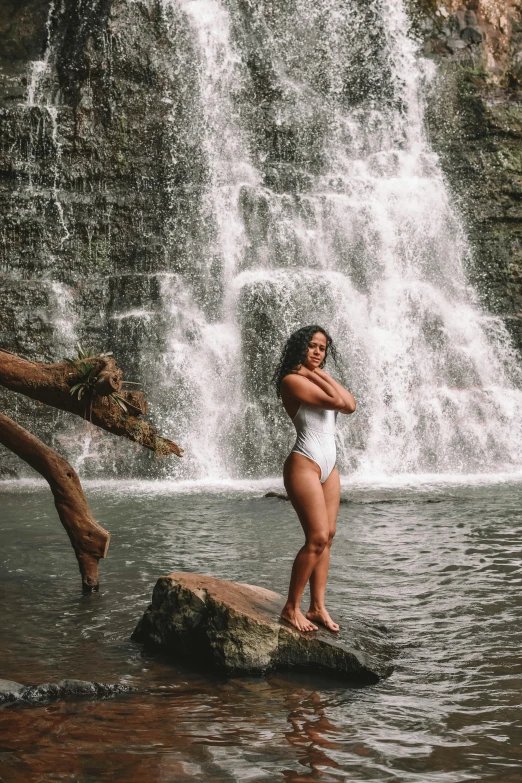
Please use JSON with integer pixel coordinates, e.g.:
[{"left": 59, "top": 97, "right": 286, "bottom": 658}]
[{"left": 1, "top": 481, "right": 522, "bottom": 781}]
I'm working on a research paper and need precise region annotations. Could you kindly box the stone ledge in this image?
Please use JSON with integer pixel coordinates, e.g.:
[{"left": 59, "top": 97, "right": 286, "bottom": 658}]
[{"left": 132, "top": 573, "right": 396, "bottom": 684}]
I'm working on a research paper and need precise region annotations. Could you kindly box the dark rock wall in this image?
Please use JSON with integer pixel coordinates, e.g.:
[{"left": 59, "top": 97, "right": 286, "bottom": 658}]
[
  {"left": 408, "top": 0, "right": 522, "bottom": 346},
  {"left": 0, "top": 0, "right": 204, "bottom": 475}
]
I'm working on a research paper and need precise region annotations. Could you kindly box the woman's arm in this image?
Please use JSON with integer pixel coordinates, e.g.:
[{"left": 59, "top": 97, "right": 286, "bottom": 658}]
[
  {"left": 281, "top": 368, "right": 350, "bottom": 412},
  {"left": 314, "top": 368, "right": 356, "bottom": 414}
]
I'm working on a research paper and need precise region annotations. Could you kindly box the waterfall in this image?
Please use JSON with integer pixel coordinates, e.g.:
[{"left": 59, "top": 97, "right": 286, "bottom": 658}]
[
  {"left": 26, "top": 0, "right": 72, "bottom": 251},
  {"left": 15, "top": 0, "right": 522, "bottom": 480},
  {"left": 150, "top": 0, "right": 522, "bottom": 479},
  {"left": 149, "top": 0, "right": 260, "bottom": 478}
]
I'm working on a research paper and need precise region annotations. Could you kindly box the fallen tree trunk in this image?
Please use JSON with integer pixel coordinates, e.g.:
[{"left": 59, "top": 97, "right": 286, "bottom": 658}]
[
  {"left": 0, "top": 349, "right": 182, "bottom": 456},
  {"left": 0, "top": 412, "right": 110, "bottom": 592}
]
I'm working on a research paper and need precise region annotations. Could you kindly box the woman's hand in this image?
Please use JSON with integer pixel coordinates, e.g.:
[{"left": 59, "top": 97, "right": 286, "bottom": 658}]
[
  {"left": 313, "top": 367, "right": 328, "bottom": 378},
  {"left": 293, "top": 364, "right": 316, "bottom": 379},
  {"left": 293, "top": 365, "right": 326, "bottom": 391},
  {"left": 314, "top": 368, "right": 356, "bottom": 413},
  {"left": 283, "top": 364, "right": 356, "bottom": 415}
]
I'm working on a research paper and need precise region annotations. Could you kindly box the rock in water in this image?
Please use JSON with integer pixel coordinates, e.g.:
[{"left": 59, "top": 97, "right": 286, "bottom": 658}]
[
  {"left": 0, "top": 679, "right": 25, "bottom": 702},
  {"left": 0, "top": 678, "right": 134, "bottom": 704},
  {"left": 132, "top": 574, "right": 395, "bottom": 683}
]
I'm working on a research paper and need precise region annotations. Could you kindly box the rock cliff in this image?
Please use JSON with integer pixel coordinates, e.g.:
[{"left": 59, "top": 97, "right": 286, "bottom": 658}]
[
  {"left": 408, "top": 0, "right": 522, "bottom": 345},
  {"left": 0, "top": 0, "right": 194, "bottom": 475}
]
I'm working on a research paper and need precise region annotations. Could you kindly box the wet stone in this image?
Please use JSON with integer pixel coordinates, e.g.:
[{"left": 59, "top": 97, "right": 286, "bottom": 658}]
[
  {"left": 461, "top": 27, "right": 483, "bottom": 45},
  {"left": 0, "top": 678, "right": 134, "bottom": 704},
  {"left": 447, "top": 38, "right": 469, "bottom": 52},
  {"left": 132, "top": 573, "right": 396, "bottom": 684},
  {"left": 0, "top": 679, "right": 25, "bottom": 701}
]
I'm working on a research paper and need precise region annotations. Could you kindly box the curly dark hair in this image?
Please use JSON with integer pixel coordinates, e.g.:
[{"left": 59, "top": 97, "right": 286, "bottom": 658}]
[{"left": 273, "top": 325, "right": 337, "bottom": 397}]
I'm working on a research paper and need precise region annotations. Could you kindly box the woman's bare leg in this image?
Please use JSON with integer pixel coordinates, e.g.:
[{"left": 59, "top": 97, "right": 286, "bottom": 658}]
[
  {"left": 281, "top": 453, "right": 330, "bottom": 632},
  {"left": 306, "top": 467, "right": 340, "bottom": 632}
]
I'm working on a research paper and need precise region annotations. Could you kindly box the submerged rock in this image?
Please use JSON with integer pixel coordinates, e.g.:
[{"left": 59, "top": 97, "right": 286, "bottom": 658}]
[
  {"left": 264, "top": 491, "right": 290, "bottom": 500},
  {"left": 132, "top": 574, "right": 395, "bottom": 684},
  {"left": 0, "top": 678, "right": 134, "bottom": 704}
]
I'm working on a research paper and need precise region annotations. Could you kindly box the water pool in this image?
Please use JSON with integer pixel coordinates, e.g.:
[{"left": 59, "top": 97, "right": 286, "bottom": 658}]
[{"left": 1, "top": 479, "right": 521, "bottom": 781}]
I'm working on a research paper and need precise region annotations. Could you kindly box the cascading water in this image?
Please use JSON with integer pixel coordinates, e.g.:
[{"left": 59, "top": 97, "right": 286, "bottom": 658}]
[
  {"left": 149, "top": 0, "right": 261, "bottom": 478},
  {"left": 26, "top": 0, "right": 72, "bottom": 251},
  {"left": 14, "top": 0, "right": 522, "bottom": 481},
  {"left": 146, "top": 0, "right": 522, "bottom": 480}
]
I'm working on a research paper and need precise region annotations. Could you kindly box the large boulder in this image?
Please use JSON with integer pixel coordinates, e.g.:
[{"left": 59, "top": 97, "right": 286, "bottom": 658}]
[{"left": 132, "top": 573, "right": 395, "bottom": 684}]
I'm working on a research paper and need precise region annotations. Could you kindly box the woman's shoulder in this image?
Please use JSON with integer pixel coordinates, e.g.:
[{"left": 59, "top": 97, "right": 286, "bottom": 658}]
[
  {"left": 280, "top": 373, "right": 293, "bottom": 397},
  {"left": 280, "top": 373, "right": 305, "bottom": 393}
]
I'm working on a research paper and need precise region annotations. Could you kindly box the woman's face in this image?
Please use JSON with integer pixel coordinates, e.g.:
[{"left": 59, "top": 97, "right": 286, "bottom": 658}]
[{"left": 305, "top": 331, "right": 327, "bottom": 370}]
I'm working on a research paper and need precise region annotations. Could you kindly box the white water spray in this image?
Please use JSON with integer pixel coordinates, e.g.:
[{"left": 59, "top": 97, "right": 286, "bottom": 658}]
[
  {"left": 26, "top": 0, "right": 70, "bottom": 246},
  {"left": 154, "top": 0, "right": 261, "bottom": 477},
  {"left": 152, "top": 0, "right": 522, "bottom": 479}
]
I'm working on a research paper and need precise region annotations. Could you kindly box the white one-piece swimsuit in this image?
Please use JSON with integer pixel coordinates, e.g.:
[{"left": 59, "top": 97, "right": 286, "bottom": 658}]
[{"left": 291, "top": 403, "right": 338, "bottom": 483}]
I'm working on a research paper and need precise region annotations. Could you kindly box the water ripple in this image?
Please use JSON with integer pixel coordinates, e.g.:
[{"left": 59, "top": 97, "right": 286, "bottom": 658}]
[{"left": 1, "top": 483, "right": 521, "bottom": 780}]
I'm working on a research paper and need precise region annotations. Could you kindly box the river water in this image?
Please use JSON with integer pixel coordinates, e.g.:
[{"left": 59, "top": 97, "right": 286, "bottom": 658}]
[
  {"left": 1, "top": 478, "right": 521, "bottom": 781},
  {"left": 3, "top": 0, "right": 522, "bottom": 779}
]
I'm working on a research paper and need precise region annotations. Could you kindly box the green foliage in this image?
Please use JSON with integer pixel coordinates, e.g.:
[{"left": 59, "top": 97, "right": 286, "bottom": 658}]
[
  {"left": 65, "top": 344, "right": 101, "bottom": 402},
  {"left": 65, "top": 343, "right": 140, "bottom": 413},
  {"left": 111, "top": 392, "right": 130, "bottom": 413}
]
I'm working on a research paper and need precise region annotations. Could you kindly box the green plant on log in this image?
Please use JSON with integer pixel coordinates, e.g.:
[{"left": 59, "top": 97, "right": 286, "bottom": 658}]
[{"left": 65, "top": 343, "right": 140, "bottom": 413}]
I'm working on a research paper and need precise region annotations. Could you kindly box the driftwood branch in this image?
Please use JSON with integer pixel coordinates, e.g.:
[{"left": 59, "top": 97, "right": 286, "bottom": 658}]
[
  {"left": 0, "top": 347, "right": 183, "bottom": 591},
  {"left": 0, "top": 349, "right": 182, "bottom": 456},
  {"left": 0, "top": 412, "right": 110, "bottom": 592}
]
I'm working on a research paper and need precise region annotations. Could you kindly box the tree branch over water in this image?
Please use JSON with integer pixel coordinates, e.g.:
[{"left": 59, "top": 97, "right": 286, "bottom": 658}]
[
  {"left": 0, "top": 348, "right": 183, "bottom": 591},
  {"left": 0, "top": 349, "right": 182, "bottom": 456},
  {"left": 0, "top": 412, "right": 110, "bottom": 591}
]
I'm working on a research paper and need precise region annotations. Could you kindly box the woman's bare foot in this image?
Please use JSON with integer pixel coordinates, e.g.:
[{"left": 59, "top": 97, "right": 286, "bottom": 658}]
[
  {"left": 306, "top": 608, "right": 339, "bottom": 633},
  {"left": 281, "top": 605, "right": 318, "bottom": 632}
]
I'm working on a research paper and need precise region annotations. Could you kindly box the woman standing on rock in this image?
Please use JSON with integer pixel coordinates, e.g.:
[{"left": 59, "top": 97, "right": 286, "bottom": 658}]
[{"left": 274, "top": 326, "right": 356, "bottom": 633}]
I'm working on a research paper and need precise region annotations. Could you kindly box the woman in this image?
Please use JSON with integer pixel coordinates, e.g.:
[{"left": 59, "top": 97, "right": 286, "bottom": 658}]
[{"left": 274, "top": 325, "right": 356, "bottom": 633}]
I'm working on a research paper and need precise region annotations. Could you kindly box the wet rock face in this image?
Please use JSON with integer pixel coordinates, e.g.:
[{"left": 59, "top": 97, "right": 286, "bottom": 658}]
[
  {"left": 0, "top": 677, "right": 134, "bottom": 703},
  {"left": 0, "top": 0, "right": 49, "bottom": 65},
  {"left": 0, "top": 0, "right": 203, "bottom": 476},
  {"left": 409, "top": 0, "right": 519, "bottom": 69},
  {"left": 132, "top": 573, "right": 395, "bottom": 683},
  {"left": 408, "top": 0, "right": 522, "bottom": 346}
]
